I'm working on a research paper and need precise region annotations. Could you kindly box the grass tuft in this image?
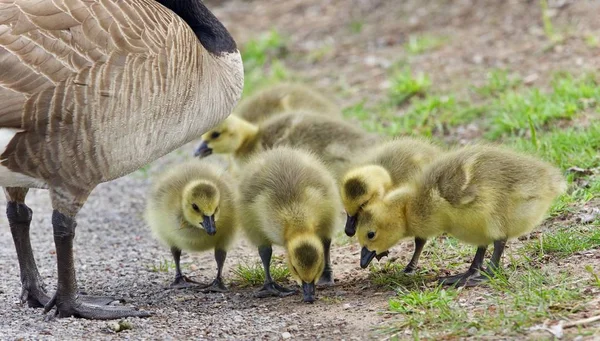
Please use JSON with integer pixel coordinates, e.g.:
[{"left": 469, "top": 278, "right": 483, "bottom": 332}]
[
  {"left": 232, "top": 259, "right": 290, "bottom": 287},
  {"left": 523, "top": 226, "right": 600, "bottom": 258},
  {"left": 473, "top": 69, "right": 521, "bottom": 98},
  {"left": 485, "top": 73, "right": 600, "bottom": 139},
  {"left": 147, "top": 258, "right": 177, "bottom": 273},
  {"left": 388, "top": 67, "right": 431, "bottom": 106}
]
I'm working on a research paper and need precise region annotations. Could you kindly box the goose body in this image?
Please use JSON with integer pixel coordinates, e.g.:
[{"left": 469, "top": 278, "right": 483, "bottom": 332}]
[
  {"left": 0, "top": 0, "right": 243, "bottom": 193},
  {"left": 0, "top": 0, "right": 243, "bottom": 319}
]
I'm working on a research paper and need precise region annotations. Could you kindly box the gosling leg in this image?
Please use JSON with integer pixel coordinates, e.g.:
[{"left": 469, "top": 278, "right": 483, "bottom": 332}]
[
  {"left": 317, "top": 238, "right": 334, "bottom": 286},
  {"left": 464, "top": 239, "right": 508, "bottom": 287},
  {"left": 201, "top": 249, "right": 228, "bottom": 292},
  {"left": 170, "top": 247, "right": 201, "bottom": 288},
  {"left": 255, "top": 245, "right": 297, "bottom": 298},
  {"left": 404, "top": 237, "right": 427, "bottom": 274},
  {"left": 439, "top": 245, "right": 487, "bottom": 287}
]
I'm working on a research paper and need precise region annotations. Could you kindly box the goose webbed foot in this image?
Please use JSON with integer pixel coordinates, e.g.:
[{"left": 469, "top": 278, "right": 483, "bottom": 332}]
[
  {"left": 170, "top": 274, "right": 201, "bottom": 289},
  {"left": 75, "top": 293, "right": 124, "bottom": 306},
  {"left": 255, "top": 281, "right": 298, "bottom": 298},
  {"left": 44, "top": 293, "right": 151, "bottom": 320},
  {"left": 316, "top": 269, "right": 334, "bottom": 287},
  {"left": 201, "top": 277, "right": 228, "bottom": 293},
  {"left": 20, "top": 283, "right": 51, "bottom": 308}
]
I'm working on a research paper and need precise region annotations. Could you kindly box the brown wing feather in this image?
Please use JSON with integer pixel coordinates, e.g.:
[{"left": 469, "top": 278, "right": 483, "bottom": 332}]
[{"left": 0, "top": 0, "right": 171, "bottom": 129}]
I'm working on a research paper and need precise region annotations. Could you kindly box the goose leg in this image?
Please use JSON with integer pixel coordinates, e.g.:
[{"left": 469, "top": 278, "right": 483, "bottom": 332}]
[
  {"left": 43, "top": 191, "right": 150, "bottom": 319},
  {"left": 404, "top": 237, "right": 427, "bottom": 274},
  {"left": 255, "top": 245, "right": 297, "bottom": 298},
  {"left": 317, "top": 238, "right": 334, "bottom": 286},
  {"left": 5, "top": 187, "right": 50, "bottom": 308},
  {"left": 170, "top": 247, "right": 201, "bottom": 288},
  {"left": 201, "top": 249, "right": 228, "bottom": 292},
  {"left": 439, "top": 246, "right": 487, "bottom": 287}
]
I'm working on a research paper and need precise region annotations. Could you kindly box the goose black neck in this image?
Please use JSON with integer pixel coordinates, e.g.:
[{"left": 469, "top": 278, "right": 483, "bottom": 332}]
[{"left": 156, "top": 0, "right": 237, "bottom": 55}]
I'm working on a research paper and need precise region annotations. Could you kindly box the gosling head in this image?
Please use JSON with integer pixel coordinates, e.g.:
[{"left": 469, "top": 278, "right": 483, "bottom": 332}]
[
  {"left": 356, "top": 187, "right": 412, "bottom": 269},
  {"left": 181, "top": 180, "right": 221, "bottom": 235},
  {"left": 340, "top": 165, "right": 392, "bottom": 237},
  {"left": 287, "top": 234, "right": 324, "bottom": 303},
  {"left": 194, "top": 115, "right": 257, "bottom": 157}
]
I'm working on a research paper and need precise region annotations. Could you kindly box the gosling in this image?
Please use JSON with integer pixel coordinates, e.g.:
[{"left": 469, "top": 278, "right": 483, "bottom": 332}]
[
  {"left": 232, "top": 82, "right": 341, "bottom": 124},
  {"left": 145, "top": 160, "right": 238, "bottom": 291},
  {"left": 195, "top": 111, "right": 378, "bottom": 179},
  {"left": 238, "top": 146, "right": 341, "bottom": 302},
  {"left": 356, "top": 144, "right": 566, "bottom": 287},
  {"left": 340, "top": 137, "right": 442, "bottom": 272}
]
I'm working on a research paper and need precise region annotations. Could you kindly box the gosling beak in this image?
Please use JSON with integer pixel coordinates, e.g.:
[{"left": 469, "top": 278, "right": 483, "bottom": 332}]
[
  {"left": 194, "top": 141, "right": 212, "bottom": 158},
  {"left": 344, "top": 214, "right": 358, "bottom": 237},
  {"left": 360, "top": 246, "right": 377, "bottom": 269},
  {"left": 202, "top": 214, "right": 216, "bottom": 235},
  {"left": 302, "top": 282, "right": 316, "bottom": 303}
]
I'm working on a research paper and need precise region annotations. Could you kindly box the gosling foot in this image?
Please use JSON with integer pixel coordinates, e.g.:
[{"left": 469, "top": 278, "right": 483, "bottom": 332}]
[
  {"left": 255, "top": 282, "right": 298, "bottom": 298},
  {"left": 170, "top": 274, "right": 201, "bottom": 289},
  {"left": 201, "top": 278, "right": 228, "bottom": 293},
  {"left": 316, "top": 269, "right": 334, "bottom": 287},
  {"left": 456, "top": 267, "right": 500, "bottom": 287},
  {"left": 44, "top": 294, "right": 151, "bottom": 320},
  {"left": 403, "top": 264, "right": 418, "bottom": 275},
  {"left": 438, "top": 268, "right": 479, "bottom": 287}
]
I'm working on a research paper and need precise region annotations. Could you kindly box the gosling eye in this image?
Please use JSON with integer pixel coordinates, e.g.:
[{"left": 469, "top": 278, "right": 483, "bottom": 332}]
[
  {"left": 367, "top": 231, "right": 375, "bottom": 240},
  {"left": 210, "top": 131, "right": 221, "bottom": 139},
  {"left": 192, "top": 203, "right": 200, "bottom": 212}
]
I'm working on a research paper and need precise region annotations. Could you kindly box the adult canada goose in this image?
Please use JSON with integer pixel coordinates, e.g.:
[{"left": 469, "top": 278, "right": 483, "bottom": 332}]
[{"left": 0, "top": 0, "right": 243, "bottom": 319}]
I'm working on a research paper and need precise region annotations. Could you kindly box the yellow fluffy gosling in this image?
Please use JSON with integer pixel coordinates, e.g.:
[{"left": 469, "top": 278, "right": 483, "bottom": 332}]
[
  {"left": 340, "top": 137, "right": 442, "bottom": 272},
  {"left": 232, "top": 82, "right": 341, "bottom": 124},
  {"left": 238, "top": 146, "right": 341, "bottom": 302},
  {"left": 195, "top": 111, "right": 378, "bottom": 179},
  {"left": 146, "top": 160, "right": 237, "bottom": 291},
  {"left": 357, "top": 144, "right": 566, "bottom": 287}
]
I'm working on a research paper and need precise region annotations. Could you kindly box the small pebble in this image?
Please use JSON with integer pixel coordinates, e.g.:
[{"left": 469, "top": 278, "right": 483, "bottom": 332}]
[{"left": 281, "top": 332, "right": 292, "bottom": 339}]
